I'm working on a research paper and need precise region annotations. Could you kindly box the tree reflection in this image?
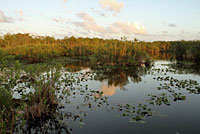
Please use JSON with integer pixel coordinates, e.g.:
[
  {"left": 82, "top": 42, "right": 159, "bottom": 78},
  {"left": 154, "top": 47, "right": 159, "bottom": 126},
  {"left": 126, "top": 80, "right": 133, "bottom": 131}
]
[
  {"left": 149, "top": 52, "right": 173, "bottom": 60},
  {"left": 4, "top": 58, "right": 200, "bottom": 133},
  {"left": 65, "top": 58, "right": 151, "bottom": 88},
  {"left": 169, "top": 61, "right": 200, "bottom": 75}
]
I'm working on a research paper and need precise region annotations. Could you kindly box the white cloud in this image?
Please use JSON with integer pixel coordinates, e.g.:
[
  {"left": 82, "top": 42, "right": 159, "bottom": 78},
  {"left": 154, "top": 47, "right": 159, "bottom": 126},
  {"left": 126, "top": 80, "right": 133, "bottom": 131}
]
[
  {"left": 99, "top": 0, "right": 124, "bottom": 12},
  {"left": 15, "top": 10, "right": 25, "bottom": 21},
  {"left": 0, "top": 10, "right": 12, "bottom": 23},
  {"left": 62, "top": 0, "right": 68, "bottom": 9},
  {"left": 106, "top": 25, "right": 119, "bottom": 34},
  {"left": 141, "top": 33, "right": 176, "bottom": 41},
  {"left": 162, "top": 22, "right": 177, "bottom": 28},
  {"left": 91, "top": 8, "right": 106, "bottom": 17},
  {"left": 111, "top": 21, "right": 146, "bottom": 34},
  {"left": 73, "top": 12, "right": 147, "bottom": 38},
  {"left": 168, "top": 23, "right": 177, "bottom": 28},
  {"left": 77, "top": 12, "right": 95, "bottom": 23},
  {"left": 162, "top": 31, "right": 168, "bottom": 34},
  {"left": 18, "top": 10, "right": 24, "bottom": 16},
  {"left": 180, "top": 30, "right": 190, "bottom": 34},
  {"left": 39, "top": 12, "right": 45, "bottom": 17},
  {"left": 52, "top": 17, "right": 64, "bottom": 23},
  {"left": 74, "top": 12, "right": 104, "bottom": 33}
]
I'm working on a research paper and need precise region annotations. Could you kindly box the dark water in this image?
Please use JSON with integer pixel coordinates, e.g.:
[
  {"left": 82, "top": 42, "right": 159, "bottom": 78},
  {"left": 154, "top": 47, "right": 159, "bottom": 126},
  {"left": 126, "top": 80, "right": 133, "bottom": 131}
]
[
  {"left": 13, "top": 60, "right": 200, "bottom": 134},
  {"left": 58, "top": 60, "right": 200, "bottom": 134}
]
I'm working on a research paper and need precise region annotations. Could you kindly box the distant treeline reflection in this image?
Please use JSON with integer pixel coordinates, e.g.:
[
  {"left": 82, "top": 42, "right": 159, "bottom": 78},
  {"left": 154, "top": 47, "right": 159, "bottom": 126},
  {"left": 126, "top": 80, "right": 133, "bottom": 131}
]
[{"left": 65, "top": 58, "right": 151, "bottom": 87}]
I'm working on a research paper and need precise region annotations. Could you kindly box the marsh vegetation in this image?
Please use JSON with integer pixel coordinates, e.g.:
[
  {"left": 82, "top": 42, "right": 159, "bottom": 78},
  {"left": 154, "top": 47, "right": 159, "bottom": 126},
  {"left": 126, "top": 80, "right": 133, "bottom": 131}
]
[{"left": 0, "top": 33, "right": 200, "bottom": 133}]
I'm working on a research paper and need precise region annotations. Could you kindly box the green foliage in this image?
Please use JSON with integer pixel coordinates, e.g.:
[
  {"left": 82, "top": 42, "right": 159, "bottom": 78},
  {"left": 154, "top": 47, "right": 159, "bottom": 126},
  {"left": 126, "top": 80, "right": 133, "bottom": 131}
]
[
  {"left": 1, "top": 33, "right": 200, "bottom": 133},
  {"left": 170, "top": 40, "right": 200, "bottom": 63},
  {"left": 0, "top": 88, "right": 13, "bottom": 110},
  {"left": 0, "top": 48, "right": 15, "bottom": 69},
  {"left": 1, "top": 33, "right": 200, "bottom": 64},
  {"left": 0, "top": 88, "right": 14, "bottom": 134},
  {"left": 0, "top": 33, "right": 152, "bottom": 65}
]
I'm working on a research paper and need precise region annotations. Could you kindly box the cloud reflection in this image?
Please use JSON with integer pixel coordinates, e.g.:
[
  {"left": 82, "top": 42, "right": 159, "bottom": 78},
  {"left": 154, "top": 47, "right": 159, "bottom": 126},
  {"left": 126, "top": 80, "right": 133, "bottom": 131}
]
[{"left": 99, "top": 83, "right": 119, "bottom": 96}]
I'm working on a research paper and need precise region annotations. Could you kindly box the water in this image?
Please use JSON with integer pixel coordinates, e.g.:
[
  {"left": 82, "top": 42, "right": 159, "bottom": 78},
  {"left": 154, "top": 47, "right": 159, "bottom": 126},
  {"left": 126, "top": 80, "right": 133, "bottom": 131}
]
[
  {"left": 58, "top": 60, "right": 200, "bottom": 134},
  {"left": 12, "top": 60, "right": 200, "bottom": 134}
]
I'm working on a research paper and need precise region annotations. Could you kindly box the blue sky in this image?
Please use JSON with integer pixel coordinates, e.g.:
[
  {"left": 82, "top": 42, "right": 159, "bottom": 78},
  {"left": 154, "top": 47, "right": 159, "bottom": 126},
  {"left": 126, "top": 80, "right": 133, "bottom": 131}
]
[{"left": 0, "top": 0, "right": 200, "bottom": 41}]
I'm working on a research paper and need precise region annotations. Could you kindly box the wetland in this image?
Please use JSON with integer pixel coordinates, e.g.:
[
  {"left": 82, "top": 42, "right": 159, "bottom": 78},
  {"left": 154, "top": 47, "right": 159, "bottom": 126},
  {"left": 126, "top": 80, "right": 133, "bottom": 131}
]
[{"left": 0, "top": 34, "right": 200, "bottom": 134}]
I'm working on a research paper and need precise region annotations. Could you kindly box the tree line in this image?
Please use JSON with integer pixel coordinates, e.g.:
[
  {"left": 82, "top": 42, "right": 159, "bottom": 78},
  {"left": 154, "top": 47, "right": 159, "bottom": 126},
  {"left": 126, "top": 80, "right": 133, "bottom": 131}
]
[{"left": 0, "top": 33, "right": 200, "bottom": 64}]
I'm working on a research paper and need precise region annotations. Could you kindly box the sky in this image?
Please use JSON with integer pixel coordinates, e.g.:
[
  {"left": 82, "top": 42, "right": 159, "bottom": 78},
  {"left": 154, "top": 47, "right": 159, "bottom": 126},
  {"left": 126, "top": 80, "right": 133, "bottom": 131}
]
[{"left": 0, "top": 0, "right": 200, "bottom": 41}]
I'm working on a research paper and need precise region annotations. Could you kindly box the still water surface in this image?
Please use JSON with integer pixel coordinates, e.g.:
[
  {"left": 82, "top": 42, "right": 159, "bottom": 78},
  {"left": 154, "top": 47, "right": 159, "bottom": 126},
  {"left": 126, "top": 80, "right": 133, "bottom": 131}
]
[{"left": 59, "top": 60, "right": 200, "bottom": 134}]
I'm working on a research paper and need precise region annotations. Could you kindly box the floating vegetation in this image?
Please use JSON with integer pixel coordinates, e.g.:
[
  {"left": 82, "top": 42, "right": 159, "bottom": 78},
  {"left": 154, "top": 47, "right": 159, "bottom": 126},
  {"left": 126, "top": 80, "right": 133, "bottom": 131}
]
[
  {"left": 155, "top": 76, "right": 200, "bottom": 95},
  {"left": 114, "top": 103, "right": 153, "bottom": 124},
  {"left": 0, "top": 59, "right": 114, "bottom": 133},
  {"left": 1, "top": 54, "right": 200, "bottom": 133}
]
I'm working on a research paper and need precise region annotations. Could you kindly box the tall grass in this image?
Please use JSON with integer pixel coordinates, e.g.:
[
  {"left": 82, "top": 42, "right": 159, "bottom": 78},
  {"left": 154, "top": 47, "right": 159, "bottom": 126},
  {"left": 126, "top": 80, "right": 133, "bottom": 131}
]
[
  {"left": 1, "top": 35, "right": 151, "bottom": 65},
  {"left": 1, "top": 33, "right": 200, "bottom": 64},
  {"left": 0, "top": 56, "right": 63, "bottom": 133}
]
